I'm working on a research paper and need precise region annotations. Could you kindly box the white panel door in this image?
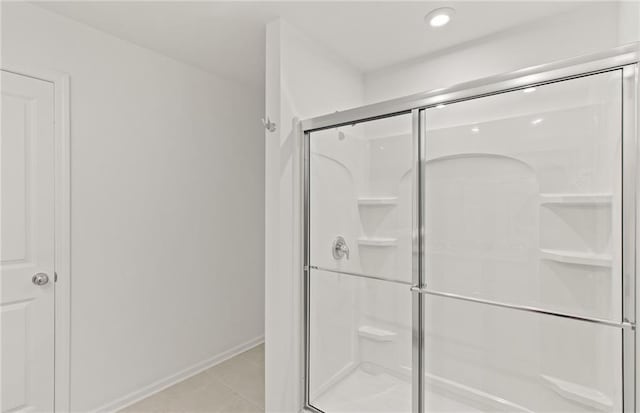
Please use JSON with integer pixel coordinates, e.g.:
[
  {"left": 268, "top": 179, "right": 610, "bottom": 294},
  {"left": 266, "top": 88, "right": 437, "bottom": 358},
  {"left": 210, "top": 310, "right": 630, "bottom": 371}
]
[{"left": 1, "top": 70, "right": 55, "bottom": 413}]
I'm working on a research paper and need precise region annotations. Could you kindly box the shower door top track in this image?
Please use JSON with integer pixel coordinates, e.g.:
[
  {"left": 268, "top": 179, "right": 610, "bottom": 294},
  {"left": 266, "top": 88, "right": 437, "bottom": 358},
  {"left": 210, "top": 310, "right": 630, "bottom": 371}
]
[
  {"left": 301, "top": 42, "right": 640, "bottom": 413},
  {"left": 301, "top": 42, "right": 640, "bottom": 132}
]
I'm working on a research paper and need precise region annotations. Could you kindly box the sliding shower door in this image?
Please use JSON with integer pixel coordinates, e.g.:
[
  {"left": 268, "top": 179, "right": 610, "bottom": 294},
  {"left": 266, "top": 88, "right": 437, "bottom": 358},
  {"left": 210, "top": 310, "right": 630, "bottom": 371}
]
[
  {"left": 419, "top": 70, "right": 629, "bottom": 412},
  {"left": 306, "top": 114, "right": 415, "bottom": 413},
  {"left": 304, "top": 56, "right": 636, "bottom": 413}
]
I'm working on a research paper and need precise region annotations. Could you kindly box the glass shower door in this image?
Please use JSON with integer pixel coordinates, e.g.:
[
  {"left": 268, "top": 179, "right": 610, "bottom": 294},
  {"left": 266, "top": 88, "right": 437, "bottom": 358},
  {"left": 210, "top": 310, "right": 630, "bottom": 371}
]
[
  {"left": 419, "top": 70, "right": 626, "bottom": 412},
  {"left": 306, "top": 113, "right": 415, "bottom": 412}
]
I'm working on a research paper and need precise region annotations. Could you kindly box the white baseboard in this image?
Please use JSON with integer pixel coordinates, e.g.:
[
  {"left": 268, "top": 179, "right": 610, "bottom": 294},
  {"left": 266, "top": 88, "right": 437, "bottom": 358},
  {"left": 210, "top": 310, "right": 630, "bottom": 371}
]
[{"left": 94, "top": 335, "right": 265, "bottom": 413}]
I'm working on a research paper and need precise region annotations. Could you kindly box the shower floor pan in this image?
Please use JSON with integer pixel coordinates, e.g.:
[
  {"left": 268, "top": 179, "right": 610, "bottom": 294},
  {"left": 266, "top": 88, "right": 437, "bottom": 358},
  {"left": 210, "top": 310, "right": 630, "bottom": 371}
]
[{"left": 312, "top": 366, "right": 482, "bottom": 413}]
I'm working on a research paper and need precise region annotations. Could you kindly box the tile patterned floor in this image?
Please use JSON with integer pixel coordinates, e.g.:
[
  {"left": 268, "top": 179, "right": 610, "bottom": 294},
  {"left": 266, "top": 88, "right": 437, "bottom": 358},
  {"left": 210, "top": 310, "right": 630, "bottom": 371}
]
[{"left": 120, "top": 344, "right": 265, "bottom": 413}]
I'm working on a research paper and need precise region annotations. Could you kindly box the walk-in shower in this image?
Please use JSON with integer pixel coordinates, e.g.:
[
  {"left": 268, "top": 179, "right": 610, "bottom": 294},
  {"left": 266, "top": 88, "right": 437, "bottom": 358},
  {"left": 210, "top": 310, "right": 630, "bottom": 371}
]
[{"left": 301, "top": 44, "right": 639, "bottom": 412}]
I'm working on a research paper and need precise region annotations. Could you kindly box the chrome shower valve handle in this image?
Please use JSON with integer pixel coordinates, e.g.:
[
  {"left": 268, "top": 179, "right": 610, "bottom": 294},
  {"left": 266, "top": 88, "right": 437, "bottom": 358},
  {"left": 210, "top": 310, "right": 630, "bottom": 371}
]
[{"left": 332, "top": 236, "right": 350, "bottom": 260}]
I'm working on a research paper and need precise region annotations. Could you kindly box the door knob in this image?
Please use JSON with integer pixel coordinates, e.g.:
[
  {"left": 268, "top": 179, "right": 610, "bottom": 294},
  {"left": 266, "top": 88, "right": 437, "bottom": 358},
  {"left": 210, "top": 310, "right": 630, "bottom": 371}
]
[{"left": 32, "top": 273, "right": 49, "bottom": 286}]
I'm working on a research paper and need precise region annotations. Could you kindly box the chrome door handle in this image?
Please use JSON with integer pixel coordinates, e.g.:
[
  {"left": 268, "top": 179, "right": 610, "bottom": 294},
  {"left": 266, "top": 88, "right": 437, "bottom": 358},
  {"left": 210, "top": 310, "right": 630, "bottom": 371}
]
[
  {"left": 332, "top": 236, "right": 350, "bottom": 260},
  {"left": 32, "top": 273, "right": 49, "bottom": 286}
]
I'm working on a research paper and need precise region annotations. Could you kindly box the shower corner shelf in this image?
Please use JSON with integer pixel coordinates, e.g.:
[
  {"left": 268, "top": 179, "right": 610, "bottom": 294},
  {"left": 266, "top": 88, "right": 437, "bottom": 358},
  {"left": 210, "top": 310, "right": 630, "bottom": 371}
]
[
  {"left": 539, "top": 248, "right": 612, "bottom": 267},
  {"left": 358, "top": 237, "right": 398, "bottom": 247},
  {"left": 357, "top": 196, "right": 398, "bottom": 206},
  {"left": 358, "top": 325, "right": 397, "bottom": 342},
  {"left": 539, "top": 193, "right": 613, "bottom": 205},
  {"left": 540, "top": 375, "right": 613, "bottom": 411}
]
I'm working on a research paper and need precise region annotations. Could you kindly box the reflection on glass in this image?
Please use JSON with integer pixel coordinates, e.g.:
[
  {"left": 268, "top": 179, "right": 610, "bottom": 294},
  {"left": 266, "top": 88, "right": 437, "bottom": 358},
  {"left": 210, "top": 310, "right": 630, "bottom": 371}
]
[
  {"left": 424, "top": 70, "right": 623, "bottom": 321},
  {"left": 423, "top": 295, "right": 622, "bottom": 412},
  {"left": 421, "top": 70, "right": 624, "bottom": 412}
]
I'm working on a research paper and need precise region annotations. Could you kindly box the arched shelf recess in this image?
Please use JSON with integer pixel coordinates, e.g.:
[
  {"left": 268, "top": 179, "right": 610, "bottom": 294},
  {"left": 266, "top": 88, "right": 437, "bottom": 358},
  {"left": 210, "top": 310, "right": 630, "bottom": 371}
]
[
  {"left": 311, "top": 152, "right": 356, "bottom": 181},
  {"left": 423, "top": 152, "right": 536, "bottom": 171},
  {"left": 423, "top": 152, "right": 613, "bottom": 269}
]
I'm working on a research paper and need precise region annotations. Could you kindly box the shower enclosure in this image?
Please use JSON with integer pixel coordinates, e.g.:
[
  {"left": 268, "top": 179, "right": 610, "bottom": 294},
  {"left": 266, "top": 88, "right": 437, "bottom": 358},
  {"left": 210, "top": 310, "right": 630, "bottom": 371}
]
[{"left": 301, "top": 44, "right": 639, "bottom": 413}]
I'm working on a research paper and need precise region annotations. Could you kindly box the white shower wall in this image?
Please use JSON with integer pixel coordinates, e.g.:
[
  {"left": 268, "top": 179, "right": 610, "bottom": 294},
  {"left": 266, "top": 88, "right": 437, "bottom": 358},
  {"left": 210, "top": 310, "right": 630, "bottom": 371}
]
[{"left": 309, "top": 115, "right": 414, "bottom": 407}]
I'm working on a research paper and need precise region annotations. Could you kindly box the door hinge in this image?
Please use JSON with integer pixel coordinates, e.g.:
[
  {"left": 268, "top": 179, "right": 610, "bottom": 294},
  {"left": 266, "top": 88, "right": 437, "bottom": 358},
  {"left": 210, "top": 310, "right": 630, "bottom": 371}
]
[{"left": 54, "top": 272, "right": 58, "bottom": 282}]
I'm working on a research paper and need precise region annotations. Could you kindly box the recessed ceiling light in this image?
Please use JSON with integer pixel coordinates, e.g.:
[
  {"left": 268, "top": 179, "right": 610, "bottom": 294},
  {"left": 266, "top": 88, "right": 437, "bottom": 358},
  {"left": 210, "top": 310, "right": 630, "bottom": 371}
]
[
  {"left": 471, "top": 126, "right": 480, "bottom": 133},
  {"left": 531, "top": 118, "right": 543, "bottom": 125},
  {"left": 425, "top": 7, "right": 455, "bottom": 28},
  {"left": 523, "top": 87, "right": 537, "bottom": 93}
]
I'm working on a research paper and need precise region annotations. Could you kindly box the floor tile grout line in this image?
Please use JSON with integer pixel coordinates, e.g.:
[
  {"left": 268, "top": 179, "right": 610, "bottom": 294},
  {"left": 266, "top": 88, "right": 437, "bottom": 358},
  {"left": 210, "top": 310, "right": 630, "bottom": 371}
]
[
  {"left": 119, "top": 347, "right": 265, "bottom": 413},
  {"left": 234, "top": 349, "right": 265, "bottom": 368},
  {"left": 207, "top": 369, "right": 264, "bottom": 411}
]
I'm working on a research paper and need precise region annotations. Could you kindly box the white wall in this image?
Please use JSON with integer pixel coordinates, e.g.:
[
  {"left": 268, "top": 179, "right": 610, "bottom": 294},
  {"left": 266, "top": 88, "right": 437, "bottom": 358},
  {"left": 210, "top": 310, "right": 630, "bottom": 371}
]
[
  {"left": 618, "top": 0, "right": 640, "bottom": 44},
  {"left": 1, "top": 3, "right": 265, "bottom": 411},
  {"left": 264, "top": 18, "right": 363, "bottom": 413},
  {"left": 364, "top": 3, "right": 626, "bottom": 104}
]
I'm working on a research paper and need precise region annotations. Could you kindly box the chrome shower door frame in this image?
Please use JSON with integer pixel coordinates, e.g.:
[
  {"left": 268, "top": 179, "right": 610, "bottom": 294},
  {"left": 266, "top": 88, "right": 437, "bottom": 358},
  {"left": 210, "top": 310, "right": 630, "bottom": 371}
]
[
  {"left": 622, "top": 62, "right": 638, "bottom": 413},
  {"left": 301, "top": 43, "right": 640, "bottom": 413}
]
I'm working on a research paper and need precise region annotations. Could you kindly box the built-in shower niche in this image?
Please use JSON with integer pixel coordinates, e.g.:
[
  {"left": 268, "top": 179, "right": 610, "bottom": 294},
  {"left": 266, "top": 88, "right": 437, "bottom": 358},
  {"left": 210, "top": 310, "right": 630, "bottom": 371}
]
[
  {"left": 538, "top": 198, "right": 616, "bottom": 319},
  {"left": 539, "top": 193, "right": 614, "bottom": 263},
  {"left": 356, "top": 132, "right": 412, "bottom": 282},
  {"left": 342, "top": 129, "right": 413, "bottom": 410},
  {"left": 357, "top": 195, "right": 399, "bottom": 277},
  {"left": 357, "top": 196, "right": 397, "bottom": 236}
]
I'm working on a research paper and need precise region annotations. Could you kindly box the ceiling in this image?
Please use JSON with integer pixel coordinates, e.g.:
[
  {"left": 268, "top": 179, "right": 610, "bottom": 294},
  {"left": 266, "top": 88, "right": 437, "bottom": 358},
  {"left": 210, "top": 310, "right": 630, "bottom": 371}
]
[{"left": 35, "top": 1, "right": 590, "bottom": 88}]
